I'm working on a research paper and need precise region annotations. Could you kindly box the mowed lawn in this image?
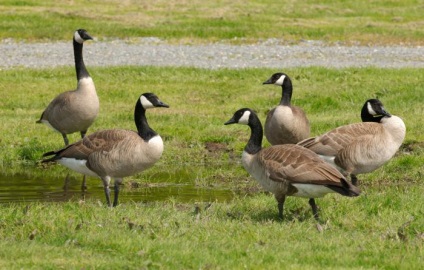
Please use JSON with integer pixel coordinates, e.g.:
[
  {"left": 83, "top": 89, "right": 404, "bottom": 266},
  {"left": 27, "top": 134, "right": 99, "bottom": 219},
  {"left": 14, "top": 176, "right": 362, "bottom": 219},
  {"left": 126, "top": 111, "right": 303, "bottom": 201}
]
[
  {"left": 0, "top": 66, "right": 423, "bottom": 269},
  {"left": 1, "top": 0, "right": 423, "bottom": 45},
  {"left": 0, "top": 0, "right": 423, "bottom": 269}
]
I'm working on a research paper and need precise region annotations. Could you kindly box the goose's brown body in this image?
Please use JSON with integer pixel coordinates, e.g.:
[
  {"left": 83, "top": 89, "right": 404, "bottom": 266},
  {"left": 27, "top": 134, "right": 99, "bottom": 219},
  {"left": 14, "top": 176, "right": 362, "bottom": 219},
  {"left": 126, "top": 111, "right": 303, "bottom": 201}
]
[
  {"left": 263, "top": 72, "right": 310, "bottom": 145},
  {"left": 37, "top": 29, "right": 99, "bottom": 146},
  {"left": 225, "top": 108, "right": 360, "bottom": 219},
  {"left": 42, "top": 93, "right": 168, "bottom": 207},
  {"left": 242, "top": 144, "right": 357, "bottom": 198},
  {"left": 298, "top": 101, "right": 406, "bottom": 177},
  {"left": 265, "top": 105, "right": 310, "bottom": 145},
  {"left": 50, "top": 129, "right": 163, "bottom": 178},
  {"left": 38, "top": 77, "right": 99, "bottom": 135}
]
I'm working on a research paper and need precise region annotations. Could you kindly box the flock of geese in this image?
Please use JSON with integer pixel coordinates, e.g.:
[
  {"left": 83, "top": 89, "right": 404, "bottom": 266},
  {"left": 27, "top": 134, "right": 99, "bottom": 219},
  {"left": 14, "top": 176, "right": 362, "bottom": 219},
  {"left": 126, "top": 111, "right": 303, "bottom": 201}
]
[{"left": 39, "top": 29, "right": 406, "bottom": 220}]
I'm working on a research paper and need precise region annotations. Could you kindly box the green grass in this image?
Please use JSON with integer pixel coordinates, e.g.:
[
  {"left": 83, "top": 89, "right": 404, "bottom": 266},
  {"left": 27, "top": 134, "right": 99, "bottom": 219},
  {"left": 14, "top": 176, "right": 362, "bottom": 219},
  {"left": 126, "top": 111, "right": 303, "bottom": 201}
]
[
  {"left": 1, "top": 66, "right": 423, "bottom": 166},
  {"left": 1, "top": 1, "right": 423, "bottom": 268},
  {"left": 0, "top": 66, "right": 423, "bottom": 268},
  {"left": 0, "top": 194, "right": 423, "bottom": 269},
  {"left": 1, "top": 0, "right": 424, "bottom": 44}
]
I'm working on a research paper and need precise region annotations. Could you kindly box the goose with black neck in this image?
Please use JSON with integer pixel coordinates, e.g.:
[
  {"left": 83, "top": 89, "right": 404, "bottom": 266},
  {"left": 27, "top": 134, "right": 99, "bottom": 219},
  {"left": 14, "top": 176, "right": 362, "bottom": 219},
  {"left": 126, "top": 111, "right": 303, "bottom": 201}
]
[
  {"left": 225, "top": 108, "right": 360, "bottom": 220},
  {"left": 42, "top": 93, "right": 169, "bottom": 207},
  {"left": 262, "top": 72, "right": 310, "bottom": 145},
  {"left": 37, "top": 29, "right": 99, "bottom": 146},
  {"left": 37, "top": 29, "right": 99, "bottom": 191},
  {"left": 298, "top": 99, "right": 406, "bottom": 186}
]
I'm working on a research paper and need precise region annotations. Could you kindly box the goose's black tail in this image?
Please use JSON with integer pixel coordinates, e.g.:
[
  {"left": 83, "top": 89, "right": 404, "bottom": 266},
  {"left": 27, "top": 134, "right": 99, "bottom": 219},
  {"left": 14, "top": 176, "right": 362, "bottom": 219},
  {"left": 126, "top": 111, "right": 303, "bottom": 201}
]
[{"left": 327, "top": 178, "right": 361, "bottom": 197}]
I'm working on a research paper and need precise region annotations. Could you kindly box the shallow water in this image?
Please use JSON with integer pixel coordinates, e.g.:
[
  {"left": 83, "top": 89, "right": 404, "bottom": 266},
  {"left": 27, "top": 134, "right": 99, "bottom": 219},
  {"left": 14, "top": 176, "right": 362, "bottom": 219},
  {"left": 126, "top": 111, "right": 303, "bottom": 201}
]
[{"left": 0, "top": 167, "right": 235, "bottom": 204}]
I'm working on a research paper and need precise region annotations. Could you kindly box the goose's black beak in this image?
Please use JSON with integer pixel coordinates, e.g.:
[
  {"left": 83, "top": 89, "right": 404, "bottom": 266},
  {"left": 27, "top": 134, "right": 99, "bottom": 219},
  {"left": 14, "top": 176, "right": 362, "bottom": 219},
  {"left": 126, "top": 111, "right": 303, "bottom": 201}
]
[
  {"left": 262, "top": 78, "right": 273, "bottom": 85},
  {"left": 378, "top": 107, "right": 391, "bottom": 117},
  {"left": 224, "top": 117, "right": 237, "bottom": 125},
  {"left": 157, "top": 101, "right": 169, "bottom": 108}
]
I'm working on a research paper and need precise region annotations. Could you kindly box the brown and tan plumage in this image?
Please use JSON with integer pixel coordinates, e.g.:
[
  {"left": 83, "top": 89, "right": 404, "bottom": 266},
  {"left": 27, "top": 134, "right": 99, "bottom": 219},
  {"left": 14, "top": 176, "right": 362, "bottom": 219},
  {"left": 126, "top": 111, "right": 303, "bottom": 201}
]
[
  {"left": 37, "top": 29, "right": 99, "bottom": 146},
  {"left": 42, "top": 93, "right": 169, "bottom": 207},
  {"left": 298, "top": 123, "right": 382, "bottom": 156},
  {"left": 298, "top": 99, "right": 406, "bottom": 186},
  {"left": 225, "top": 108, "right": 360, "bottom": 220},
  {"left": 37, "top": 29, "right": 99, "bottom": 191},
  {"left": 263, "top": 72, "right": 310, "bottom": 145},
  {"left": 257, "top": 145, "right": 356, "bottom": 192}
]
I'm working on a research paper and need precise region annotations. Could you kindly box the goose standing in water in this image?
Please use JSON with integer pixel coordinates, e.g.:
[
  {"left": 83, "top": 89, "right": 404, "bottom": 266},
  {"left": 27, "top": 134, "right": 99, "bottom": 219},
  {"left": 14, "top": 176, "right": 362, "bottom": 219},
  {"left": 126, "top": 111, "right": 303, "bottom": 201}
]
[
  {"left": 37, "top": 29, "right": 99, "bottom": 190},
  {"left": 42, "top": 93, "right": 169, "bottom": 207}
]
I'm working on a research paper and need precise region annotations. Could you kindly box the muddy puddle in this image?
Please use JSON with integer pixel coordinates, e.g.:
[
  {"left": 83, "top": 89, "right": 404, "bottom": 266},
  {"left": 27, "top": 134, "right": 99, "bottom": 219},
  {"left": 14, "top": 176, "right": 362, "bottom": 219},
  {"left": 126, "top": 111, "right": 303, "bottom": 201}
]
[{"left": 0, "top": 167, "right": 235, "bottom": 204}]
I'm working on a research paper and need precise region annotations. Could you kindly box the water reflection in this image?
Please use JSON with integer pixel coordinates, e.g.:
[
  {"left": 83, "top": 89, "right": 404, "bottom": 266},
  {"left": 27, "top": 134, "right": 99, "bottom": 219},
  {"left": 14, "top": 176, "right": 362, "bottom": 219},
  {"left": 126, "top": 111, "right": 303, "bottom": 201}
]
[{"left": 0, "top": 166, "right": 235, "bottom": 204}]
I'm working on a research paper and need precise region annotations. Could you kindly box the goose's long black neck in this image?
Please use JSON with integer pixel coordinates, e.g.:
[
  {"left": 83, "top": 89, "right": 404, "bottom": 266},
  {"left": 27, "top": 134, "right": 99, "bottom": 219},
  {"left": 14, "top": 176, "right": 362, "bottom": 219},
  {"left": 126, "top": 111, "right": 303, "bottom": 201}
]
[
  {"left": 361, "top": 105, "right": 384, "bottom": 123},
  {"left": 134, "top": 101, "right": 157, "bottom": 141},
  {"left": 280, "top": 78, "right": 293, "bottom": 106},
  {"left": 245, "top": 114, "right": 263, "bottom": 155},
  {"left": 73, "top": 40, "right": 90, "bottom": 81}
]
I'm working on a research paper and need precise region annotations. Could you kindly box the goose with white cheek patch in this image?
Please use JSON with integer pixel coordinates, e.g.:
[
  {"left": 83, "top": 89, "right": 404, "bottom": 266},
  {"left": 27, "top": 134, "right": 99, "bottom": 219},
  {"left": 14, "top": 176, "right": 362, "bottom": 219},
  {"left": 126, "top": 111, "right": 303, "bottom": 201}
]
[
  {"left": 298, "top": 99, "right": 406, "bottom": 186},
  {"left": 225, "top": 108, "right": 360, "bottom": 220},
  {"left": 36, "top": 29, "right": 99, "bottom": 190},
  {"left": 37, "top": 29, "right": 99, "bottom": 146},
  {"left": 42, "top": 93, "right": 169, "bottom": 207},
  {"left": 263, "top": 72, "right": 310, "bottom": 145}
]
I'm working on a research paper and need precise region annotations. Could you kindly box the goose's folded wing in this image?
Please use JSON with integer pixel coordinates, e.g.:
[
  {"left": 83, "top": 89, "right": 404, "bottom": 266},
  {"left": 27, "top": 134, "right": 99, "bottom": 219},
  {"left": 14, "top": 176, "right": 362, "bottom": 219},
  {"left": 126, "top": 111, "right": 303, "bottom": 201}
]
[
  {"left": 259, "top": 144, "right": 345, "bottom": 186},
  {"left": 298, "top": 122, "right": 382, "bottom": 155},
  {"left": 56, "top": 129, "right": 138, "bottom": 160},
  {"left": 38, "top": 92, "right": 73, "bottom": 121}
]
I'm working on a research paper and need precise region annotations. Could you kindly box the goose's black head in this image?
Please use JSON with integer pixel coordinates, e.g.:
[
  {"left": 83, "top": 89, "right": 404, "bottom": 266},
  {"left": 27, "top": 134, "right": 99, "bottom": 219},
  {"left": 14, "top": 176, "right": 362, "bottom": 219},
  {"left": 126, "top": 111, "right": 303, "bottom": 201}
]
[
  {"left": 139, "top": 93, "right": 170, "bottom": 110},
  {"left": 74, "top": 29, "right": 93, "bottom": 44},
  {"left": 225, "top": 108, "right": 263, "bottom": 154},
  {"left": 225, "top": 108, "right": 254, "bottom": 126},
  {"left": 263, "top": 72, "right": 288, "bottom": 86},
  {"left": 361, "top": 99, "right": 391, "bottom": 122}
]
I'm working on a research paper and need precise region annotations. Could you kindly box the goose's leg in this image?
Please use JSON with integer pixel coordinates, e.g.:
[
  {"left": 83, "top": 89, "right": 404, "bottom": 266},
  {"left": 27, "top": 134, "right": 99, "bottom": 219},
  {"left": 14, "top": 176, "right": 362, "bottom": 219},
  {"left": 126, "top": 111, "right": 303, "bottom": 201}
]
[
  {"left": 275, "top": 193, "right": 286, "bottom": 220},
  {"left": 80, "top": 175, "right": 87, "bottom": 191},
  {"left": 309, "top": 198, "right": 319, "bottom": 221},
  {"left": 80, "top": 131, "right": 88, "bottom": 191},
  {"left": 62, "top": 133, "right": 69, "bottom": 146},
  {"left": 60, "top": 137, "right": 72, "bottom": 193},
  {"left": 101, "top": 176, "right": 112, "bottom": 207},
  {"left": 351, "top": 174, "right": 359, "bottom": 186},
  {"left": 63, "top": 173, "right": 71, "bottom": 191},
  {"left": 113, "top": 178, "right": 123, "bottom": 207}
]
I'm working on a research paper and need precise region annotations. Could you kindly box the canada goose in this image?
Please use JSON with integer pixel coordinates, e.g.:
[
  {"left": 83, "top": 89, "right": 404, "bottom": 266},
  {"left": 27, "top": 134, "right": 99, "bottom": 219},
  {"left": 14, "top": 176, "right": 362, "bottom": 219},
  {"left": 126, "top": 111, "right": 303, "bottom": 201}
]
[
  {"left": 225, "top": 108, "right": 360, "bottom": 220},
  {"left": 297, "top": 99, "right": 406, "bottom": 186},
  {"left": 262, "top": 72, "right": 310, "bottom": 145},
  {"left": 42, "top": 93, "right": 169, "bottom": 207},
  {"left": 37, "top": 29, "right": 99, "bottom": 146}
]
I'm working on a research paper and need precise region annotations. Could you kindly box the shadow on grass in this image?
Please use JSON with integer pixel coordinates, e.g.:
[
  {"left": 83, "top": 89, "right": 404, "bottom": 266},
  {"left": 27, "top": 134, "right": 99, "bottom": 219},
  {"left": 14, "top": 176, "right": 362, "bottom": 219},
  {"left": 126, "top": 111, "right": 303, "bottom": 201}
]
[{"left": 224, "top": 198, "right": 317, "bottom": 223}]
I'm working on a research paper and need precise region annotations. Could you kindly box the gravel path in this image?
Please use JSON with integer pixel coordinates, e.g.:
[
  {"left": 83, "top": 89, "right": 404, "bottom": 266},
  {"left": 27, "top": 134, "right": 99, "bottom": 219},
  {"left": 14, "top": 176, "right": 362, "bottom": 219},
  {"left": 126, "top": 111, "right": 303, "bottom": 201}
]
[{"left": 2, "top": 38, "right": 423, "bottom": 69}]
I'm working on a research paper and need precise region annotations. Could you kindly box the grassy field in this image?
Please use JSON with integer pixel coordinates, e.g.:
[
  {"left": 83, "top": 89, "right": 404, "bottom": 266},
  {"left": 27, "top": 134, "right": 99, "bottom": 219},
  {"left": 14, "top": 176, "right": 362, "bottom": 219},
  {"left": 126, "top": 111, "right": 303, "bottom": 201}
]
[
  {"left": 1, "top": 0, "right": 424, "bottom": 45},
  {"left": 1, "top": 0, "right": 424, "bottom": 268},
  {"left": 1, "top": 66, "right": 423, "bottom": 166},
  {"left": 0, "top": 66, "right": 423, "bottom": 269},
  {"left": 0, "top": 194, "right": 423, "bottom": 269}
]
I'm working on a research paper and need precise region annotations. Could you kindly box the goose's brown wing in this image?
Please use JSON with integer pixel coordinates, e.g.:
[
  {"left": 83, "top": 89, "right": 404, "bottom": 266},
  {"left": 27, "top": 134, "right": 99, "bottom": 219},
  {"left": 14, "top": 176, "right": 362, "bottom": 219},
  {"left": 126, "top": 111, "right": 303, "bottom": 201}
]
[
  {"left": 38, "top": 91, "right": 74, "bottom": 121},
  {"left": 258, "top": 144, "right": 345, "bottom": 186},
  {"left": 298, "top": 122, "right": 382, "bottom": 156},
  {"left": 51, "top": 129, "right": 138, "bottom": 160}
]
